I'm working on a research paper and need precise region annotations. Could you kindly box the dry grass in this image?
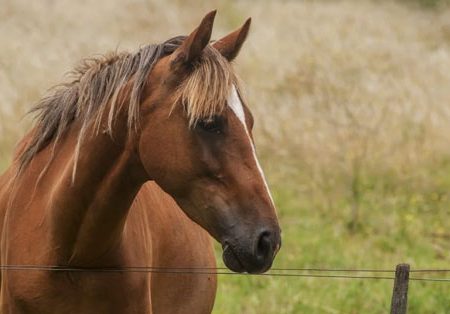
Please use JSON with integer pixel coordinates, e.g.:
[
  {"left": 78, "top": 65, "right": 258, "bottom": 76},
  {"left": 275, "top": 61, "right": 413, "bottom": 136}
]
[
  {"left": 1, "top": 0, "right": 450, "bottom": 313},
  {"left": 1, "top": 0, "right": 450, "bottom": 178},
  {"left": 238, "top": 0, "right": 450, "bottom": 177}
]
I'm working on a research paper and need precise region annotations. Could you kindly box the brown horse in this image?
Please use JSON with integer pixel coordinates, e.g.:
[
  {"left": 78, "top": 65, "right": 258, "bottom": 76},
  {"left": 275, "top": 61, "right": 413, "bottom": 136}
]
[{"left": 0, "top": 11, "right": 281, "bottom": 314}]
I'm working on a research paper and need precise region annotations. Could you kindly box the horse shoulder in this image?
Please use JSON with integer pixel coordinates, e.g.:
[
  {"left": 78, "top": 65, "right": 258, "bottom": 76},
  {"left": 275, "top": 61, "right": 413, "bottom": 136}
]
[{"left": 129, "top": 182, "right": 217, "bottom": 314}]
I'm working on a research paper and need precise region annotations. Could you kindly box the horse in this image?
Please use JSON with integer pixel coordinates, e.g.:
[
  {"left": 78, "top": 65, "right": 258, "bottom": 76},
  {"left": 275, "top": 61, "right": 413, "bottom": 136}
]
[{"left": 0, "top": 10, "right": 281, "bottom": 314}]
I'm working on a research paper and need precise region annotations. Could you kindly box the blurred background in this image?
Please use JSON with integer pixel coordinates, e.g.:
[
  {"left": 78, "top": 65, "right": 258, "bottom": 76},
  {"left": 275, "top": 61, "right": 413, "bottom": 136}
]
[{"left": 1, "top": 0, "right": 449, "bottom": 312}]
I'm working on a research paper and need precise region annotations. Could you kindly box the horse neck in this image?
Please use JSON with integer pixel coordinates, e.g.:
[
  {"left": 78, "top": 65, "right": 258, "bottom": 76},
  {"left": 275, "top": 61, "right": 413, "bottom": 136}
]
[{"left": 42, "top": 120, "right": 147, "bottom": 266}]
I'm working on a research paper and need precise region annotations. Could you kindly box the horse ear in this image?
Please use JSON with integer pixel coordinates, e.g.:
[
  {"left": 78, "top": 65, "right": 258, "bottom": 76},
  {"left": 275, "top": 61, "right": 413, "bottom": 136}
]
[
  {"left": 170, "top": 10, "right": 216, "bottom": 70},
  {"left": 213, "top": 18, "right": 251, "bottom": 61}
]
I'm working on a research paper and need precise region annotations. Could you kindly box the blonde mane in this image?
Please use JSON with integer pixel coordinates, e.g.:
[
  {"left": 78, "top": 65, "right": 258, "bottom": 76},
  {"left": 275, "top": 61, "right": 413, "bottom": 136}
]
[{"left": 18, "top": 36, "right": 239, "bottom": 176}]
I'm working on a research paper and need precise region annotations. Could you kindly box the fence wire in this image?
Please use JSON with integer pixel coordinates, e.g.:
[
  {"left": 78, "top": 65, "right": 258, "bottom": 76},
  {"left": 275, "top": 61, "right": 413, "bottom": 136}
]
[{"left": 0, "top": 265, "right": 449, "bottom": 282}]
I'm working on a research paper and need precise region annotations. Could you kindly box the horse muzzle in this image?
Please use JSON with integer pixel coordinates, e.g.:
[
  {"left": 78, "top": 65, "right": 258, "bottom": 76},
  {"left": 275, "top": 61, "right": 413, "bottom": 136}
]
[{"left": 221, "top": 227, "right": 281, "bottom": 274}]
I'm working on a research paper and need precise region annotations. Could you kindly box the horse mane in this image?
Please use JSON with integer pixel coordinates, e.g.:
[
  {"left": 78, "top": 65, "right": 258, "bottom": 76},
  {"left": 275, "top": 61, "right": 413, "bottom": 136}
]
[{"left": 18, "top": 36, "right": 238, "bottom": 175}]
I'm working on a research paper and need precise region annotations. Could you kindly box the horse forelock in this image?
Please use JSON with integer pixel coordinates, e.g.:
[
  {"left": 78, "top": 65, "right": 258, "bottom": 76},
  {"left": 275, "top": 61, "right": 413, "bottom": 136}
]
[
  {"left": 17, "top": 36, "right": 238, "bottom": 176},
  {"left": 173, "top": 47, "right": 239, "bottom": 127}
]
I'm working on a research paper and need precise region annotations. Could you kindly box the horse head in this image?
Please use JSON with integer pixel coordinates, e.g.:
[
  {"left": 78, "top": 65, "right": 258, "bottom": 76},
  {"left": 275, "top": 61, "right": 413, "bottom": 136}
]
[{"left": 137, "top": 11, "right": 281, "bottom": 274}]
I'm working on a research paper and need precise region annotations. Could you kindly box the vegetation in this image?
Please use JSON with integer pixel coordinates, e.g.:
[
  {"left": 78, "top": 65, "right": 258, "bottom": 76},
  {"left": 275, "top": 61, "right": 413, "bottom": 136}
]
[{"left": 1, "top": 0, "right": 449, "bottom": 313}]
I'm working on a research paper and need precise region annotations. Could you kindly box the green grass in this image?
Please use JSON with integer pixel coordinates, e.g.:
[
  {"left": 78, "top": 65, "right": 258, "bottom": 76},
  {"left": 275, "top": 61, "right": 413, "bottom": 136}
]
[
  {"left": 1, "top": 153, "right": 448, "bottom": 312},
  {"left": 213, "top": 161, "right": 450, "bottom": 314},
  {"left": 401, "top": 0, "right": 450, "bottom": 8}
]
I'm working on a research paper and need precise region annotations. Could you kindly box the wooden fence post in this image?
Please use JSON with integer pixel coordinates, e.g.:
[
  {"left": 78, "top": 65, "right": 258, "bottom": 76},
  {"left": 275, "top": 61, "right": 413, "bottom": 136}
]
[{"left": 390, "top": 263, "right": 410, "bottom": 314}]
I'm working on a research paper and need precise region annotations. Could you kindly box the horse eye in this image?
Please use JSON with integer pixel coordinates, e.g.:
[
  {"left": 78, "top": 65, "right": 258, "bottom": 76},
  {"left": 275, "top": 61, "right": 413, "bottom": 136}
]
[{"left": 197, "top": 117, "right": 223, "bottom": 134}]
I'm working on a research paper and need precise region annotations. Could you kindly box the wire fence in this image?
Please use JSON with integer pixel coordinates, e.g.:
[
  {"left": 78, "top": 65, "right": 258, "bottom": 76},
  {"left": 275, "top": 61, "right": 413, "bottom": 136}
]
[
  {"left": 1, "top": 264, "right": 449, "bottom": 282},
  {"left": 1, "top": 263, "right": 447, "bottom": 313}
]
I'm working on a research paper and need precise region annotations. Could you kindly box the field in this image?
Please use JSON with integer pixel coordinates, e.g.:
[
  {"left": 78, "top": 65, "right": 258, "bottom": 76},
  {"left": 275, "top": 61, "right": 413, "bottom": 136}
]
[{"left": 1, "top": 0, "right": 450, "bottom": 313}]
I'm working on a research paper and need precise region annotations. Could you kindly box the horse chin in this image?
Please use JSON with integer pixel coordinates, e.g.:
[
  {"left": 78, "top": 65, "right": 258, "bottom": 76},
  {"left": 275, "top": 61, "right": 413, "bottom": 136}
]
[
  {"left": 222, "top": 243, "right": 246, "bottom": 273},
  {"left": 222, "top": 243, "right": 272, "bottom": 274}
]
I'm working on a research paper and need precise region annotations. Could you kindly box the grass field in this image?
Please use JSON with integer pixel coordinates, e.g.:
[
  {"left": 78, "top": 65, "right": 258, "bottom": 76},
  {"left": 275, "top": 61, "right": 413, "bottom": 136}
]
[{"left": 1, "top": 0, "right": 450, "bottom": 313}]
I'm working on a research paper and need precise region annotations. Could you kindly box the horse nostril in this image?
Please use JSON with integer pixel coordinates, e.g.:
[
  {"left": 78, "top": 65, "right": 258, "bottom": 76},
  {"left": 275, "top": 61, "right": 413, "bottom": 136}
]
[{"left": 256, "top": 230, "right": 272, "bottom": 258}]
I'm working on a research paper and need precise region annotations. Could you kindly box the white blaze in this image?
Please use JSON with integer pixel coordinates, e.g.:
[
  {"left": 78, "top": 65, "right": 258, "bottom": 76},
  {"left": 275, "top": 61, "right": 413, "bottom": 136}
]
[{"left": 227, "top": 85, "right": 276, "bottom": 210}]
